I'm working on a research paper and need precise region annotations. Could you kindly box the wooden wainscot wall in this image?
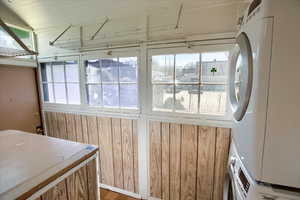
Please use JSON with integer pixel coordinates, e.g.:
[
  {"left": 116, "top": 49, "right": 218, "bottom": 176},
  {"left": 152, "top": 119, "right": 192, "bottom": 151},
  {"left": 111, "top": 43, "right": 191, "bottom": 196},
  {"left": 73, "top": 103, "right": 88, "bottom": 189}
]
[
  {"left": 149, "top": 121, "right": 231, "bottom": 200},
  {"left": 44, "top": 112, "right": 139, "bottom": 194},
  {"left": 44, "top": 112, "right": 231, "bottom": 200},
  {"left": 35, "top": 159, "right": 98, "bottom": 200}
]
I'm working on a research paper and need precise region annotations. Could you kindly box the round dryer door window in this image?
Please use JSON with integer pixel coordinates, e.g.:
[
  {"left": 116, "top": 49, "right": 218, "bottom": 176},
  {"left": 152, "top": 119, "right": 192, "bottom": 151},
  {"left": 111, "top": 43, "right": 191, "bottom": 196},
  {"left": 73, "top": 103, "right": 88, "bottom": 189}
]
[
  {"left": 229, "top": 32, "right": 253, "bottom": 121},
  {"left": 235, "top": 53, "right": 243, "bottom": 102}
]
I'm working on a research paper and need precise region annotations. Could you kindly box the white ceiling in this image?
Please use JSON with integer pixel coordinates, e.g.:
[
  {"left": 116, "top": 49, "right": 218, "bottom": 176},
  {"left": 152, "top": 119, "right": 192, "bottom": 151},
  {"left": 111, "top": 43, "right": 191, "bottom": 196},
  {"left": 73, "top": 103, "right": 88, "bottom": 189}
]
[
  {"left": 2, "top": 0, "right": 249, "bottom": 30},
  {"left": 1, "top": 0, "right": 250, "bottom": 56}
]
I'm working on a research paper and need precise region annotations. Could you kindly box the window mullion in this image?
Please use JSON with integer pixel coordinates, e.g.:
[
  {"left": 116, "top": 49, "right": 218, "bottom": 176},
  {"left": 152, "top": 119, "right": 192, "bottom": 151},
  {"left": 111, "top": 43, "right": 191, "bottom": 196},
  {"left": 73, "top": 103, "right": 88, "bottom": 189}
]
[
  {"left": 198, "top": 53, "right": 202, "bottom": 114},
  {"left": 50, "top": 62, "right": 56, "bottom": 103},
  {"left": 117, "top": 57, "right": 121, "bottom": 108},
  {"left": 99, "top": 59, "right": 104, "bottom": 107},
  {"left": 79, "top": 58, "right": 87, "bottom": 105},
  {"left": 173, "top": 54, "right": 176, "bottom": 112},
  {"left": 64, "top": 61, "right": 69, "bottom": 104}
]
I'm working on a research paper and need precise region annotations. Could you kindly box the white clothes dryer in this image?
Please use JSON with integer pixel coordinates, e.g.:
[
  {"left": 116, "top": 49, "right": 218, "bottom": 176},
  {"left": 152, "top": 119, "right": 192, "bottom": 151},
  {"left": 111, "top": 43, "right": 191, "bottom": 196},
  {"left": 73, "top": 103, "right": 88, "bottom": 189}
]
[{"left": 229, "top": 0, "right": 300, "bottom": 189}]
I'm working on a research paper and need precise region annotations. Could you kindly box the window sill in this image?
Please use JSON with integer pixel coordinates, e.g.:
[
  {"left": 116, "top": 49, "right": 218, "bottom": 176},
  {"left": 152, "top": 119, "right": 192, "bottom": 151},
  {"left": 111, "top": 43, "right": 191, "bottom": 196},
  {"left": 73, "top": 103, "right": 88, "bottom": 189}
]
[
  {"left": 42, "top": 103, "right": 140, "bottom": 119},
  {"left": 143, "top": 110, "right": 233, "bottom": 128}
]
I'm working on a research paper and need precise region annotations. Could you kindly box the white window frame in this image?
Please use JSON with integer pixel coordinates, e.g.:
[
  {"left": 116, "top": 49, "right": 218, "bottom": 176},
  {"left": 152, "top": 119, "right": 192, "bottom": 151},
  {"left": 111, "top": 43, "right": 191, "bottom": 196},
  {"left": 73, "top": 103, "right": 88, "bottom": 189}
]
[
  {"left": 81, "top": 49, "right": 141, "bottom": 114},
  {"left": 38, "top": 42, "right": 234, "bottom": 122},
  {"left": 39, "top": 55, "right": 82, "bottom": 106},
  {"left": 147, "top": 44, "right": 234, "bottom": 121}
]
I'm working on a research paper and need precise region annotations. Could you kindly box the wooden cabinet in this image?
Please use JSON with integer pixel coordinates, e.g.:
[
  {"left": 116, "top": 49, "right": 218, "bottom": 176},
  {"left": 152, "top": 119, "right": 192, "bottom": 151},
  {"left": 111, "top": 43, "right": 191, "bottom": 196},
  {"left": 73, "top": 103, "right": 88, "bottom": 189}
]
[{"left": 0, "top": 130, "right": 99, "bottom": 200}]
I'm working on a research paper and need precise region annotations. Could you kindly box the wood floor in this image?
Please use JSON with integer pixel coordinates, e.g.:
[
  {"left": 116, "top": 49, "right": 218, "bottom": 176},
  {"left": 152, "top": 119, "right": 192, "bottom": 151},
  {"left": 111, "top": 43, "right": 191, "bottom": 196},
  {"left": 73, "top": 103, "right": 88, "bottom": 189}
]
[{"left": 100, "top": 188, "right": 140, "bottom": 200}]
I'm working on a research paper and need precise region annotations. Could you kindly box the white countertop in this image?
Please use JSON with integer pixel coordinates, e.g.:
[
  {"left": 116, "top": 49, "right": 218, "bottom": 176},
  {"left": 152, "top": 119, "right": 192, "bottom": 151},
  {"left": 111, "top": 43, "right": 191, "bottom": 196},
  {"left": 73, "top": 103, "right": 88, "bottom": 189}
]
[{"left": 0, "top": 130, "right": 98, "bottom": 200}]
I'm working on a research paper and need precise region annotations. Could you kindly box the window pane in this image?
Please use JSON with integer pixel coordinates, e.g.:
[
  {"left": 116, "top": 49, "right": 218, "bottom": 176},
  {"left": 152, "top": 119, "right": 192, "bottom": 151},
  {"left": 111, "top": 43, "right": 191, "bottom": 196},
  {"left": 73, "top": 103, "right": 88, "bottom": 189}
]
[
  {"left": 119, "top": 57, "right": 137, "bottom": 82},
  {"left": 201, "top": 52, "right": 229, "bottom": 84},
  {"left": 54, "top": 83, "right": 67, "bottom": 104},
  {"left": 202, "top": 52, "right": 229, "bottom": 62},
  {"left": 199, "top": 85, "right": 226, "bottom": 115},
  {"left": 67, "top": 83, "right": 80, "bottom": 104},
  {"left": 87, "top": 84, "right": 102, "bottom": 106},
  {"left": 152, "top": 55, "right": 174, "bottom": 83},
  {"left": 85, "top": 60, "right": 101, "bottom": 83},
  {"left": 52, "top": 62, "right": 65, "bottom": 82},
  {"left": 101, "top": 58, "right": 118, "bottom": 83},
  {"left": 65, "top": 61, "right": 79, "bottom": 82},
  {"left": 175, "top": 53, "right": 199, "bottom": 83},
  {"left": 120, "top": 84, "right": 138, "bottom": 108},
  {"left": 175, "top": 85, "right": 199, "bottom": 113},
  {"left": 41, "top": 63, "right": 52, "bottom": 82},
  {"left": 153, "top": 85, "right": 173, "bottom": 111},
  {"left": 42, "top": 83, "right": 54, "bottom": 102},
  {"left": 103, "top": 84, "right": 119, "bottom": 107}
]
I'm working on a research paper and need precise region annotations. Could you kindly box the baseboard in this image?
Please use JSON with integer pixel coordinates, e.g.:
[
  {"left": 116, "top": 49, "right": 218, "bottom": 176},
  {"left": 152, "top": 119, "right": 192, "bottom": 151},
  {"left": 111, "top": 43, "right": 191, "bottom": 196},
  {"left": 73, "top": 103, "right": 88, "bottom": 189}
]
[{"left": 99, "top": 184, "right": 142, "bottom": 199}]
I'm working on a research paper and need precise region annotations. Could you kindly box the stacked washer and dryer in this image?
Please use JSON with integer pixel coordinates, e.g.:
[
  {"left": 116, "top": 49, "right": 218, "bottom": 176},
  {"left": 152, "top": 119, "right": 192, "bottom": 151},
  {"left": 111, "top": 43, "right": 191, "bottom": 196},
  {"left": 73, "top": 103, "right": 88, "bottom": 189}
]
[{"left": 226, "top": 0, "right": 300, "bottom": 199}]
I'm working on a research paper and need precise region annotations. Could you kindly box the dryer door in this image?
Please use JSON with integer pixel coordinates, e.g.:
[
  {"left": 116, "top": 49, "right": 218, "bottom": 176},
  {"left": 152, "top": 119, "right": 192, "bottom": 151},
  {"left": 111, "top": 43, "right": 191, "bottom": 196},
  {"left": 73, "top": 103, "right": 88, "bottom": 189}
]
[{"left": 229, "top": 32, "right": 253, "bottom": 121}]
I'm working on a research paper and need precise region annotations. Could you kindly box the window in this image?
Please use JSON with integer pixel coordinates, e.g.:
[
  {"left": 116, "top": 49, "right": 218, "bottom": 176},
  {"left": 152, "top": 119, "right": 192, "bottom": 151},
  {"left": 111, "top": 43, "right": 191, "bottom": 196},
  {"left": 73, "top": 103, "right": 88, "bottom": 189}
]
[
  {"left": 85, "top": 57, "right": 138, "bottom": 109},
  {"left": 151, "top": 51, "right": 229, "bottom": 115},
  {"left": 41, "top": 61, "right": 81, "bottom": 104},
  {"left": 0, "top": 24, "right": 36, "bottom": 57}
]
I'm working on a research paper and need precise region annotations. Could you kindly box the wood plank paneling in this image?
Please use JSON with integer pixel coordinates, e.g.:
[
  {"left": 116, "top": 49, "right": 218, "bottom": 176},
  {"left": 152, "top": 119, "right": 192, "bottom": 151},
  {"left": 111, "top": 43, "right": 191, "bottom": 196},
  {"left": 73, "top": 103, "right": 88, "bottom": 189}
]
[
  {"left": 42, "top": 180, "right": 68, "bottom": 200},
  {"left": 87, "top": 158, "right": 98, "bottom": 200},
  {"left": 45, "top": 112, "right": 53, "bottom": 137},
  {"left": 56, "top": 113, "right": 68, "bottom": 140},
  {"left": 213, "top": 128, "right": 231, "bottom": 200},
  {"left": 86, "top": 116, "right": 98, "bottom": 146},
  {"left": 161, "top": 123, "right": 170, "bottom": 200},
  {"left": 149, "top": 121, "right": 231, "bottom": 200},
  {"left": 44, "top": 112, "right": 138, "bottom": 195},
  {"left": 74, "top": 114, "right": 83, "bottom": 143},
  {"left": 51, "top": 112, "right": 59, "bottom": 138},
  {"left": 112, "top": 118, "right": 124, "bottom": 189},
  {"left": 36, "top": 157, "right": 97, "bottom": 200},
  {"left": 169, "top": 123, "right": 181, "bottom": 200},
  {"left": 81, "top": 115, "right": 89, "bottom": 144},
  {"left": 197, "top": 126, "right": 216, "bottom": 200},
  {"left": 149, "top": 121, "right": 162, "bottom": 198},
  {"left": 65, "top": 114, "right": 76, "bottom": 142},
  {"left": 132, "top": 120, "right": 139, "bottom": 194},
  {"left": 180, "top": 125, "right": 198, "bottom": 200},
  {"left": 98, "top": 117, "right": 114, "bottom": 186},
  {"left": 66, "top": 166, "right": 88, "bottom": 200},
  {"left": 121, "top": 119, "right": 135, "bottom": 192}
]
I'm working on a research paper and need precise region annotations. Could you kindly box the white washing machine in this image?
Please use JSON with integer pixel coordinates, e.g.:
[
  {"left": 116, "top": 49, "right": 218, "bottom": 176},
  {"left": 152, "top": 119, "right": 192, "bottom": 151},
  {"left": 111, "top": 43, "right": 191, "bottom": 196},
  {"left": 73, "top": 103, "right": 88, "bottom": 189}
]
[
  {"left": 225, "top": 142, "right": 300, "bottom": 200},
  {"left": 229, "top": 0, "right": 300, "bottom": 189}
]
